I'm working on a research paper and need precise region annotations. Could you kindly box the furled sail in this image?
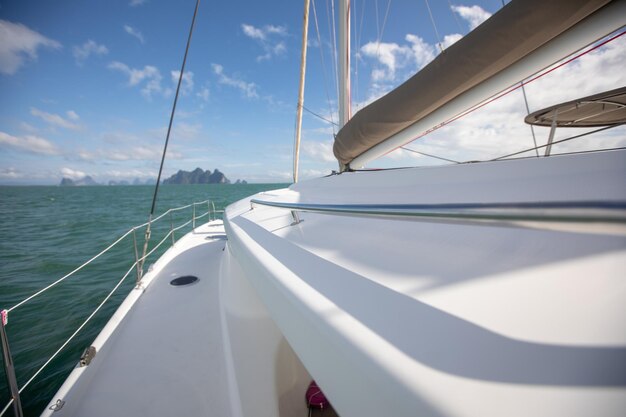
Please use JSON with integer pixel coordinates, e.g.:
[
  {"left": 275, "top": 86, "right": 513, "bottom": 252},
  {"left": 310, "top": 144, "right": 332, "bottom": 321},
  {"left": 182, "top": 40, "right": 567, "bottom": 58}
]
[{"left": 333, "top": 0, "right": 612, "bottom": 167}]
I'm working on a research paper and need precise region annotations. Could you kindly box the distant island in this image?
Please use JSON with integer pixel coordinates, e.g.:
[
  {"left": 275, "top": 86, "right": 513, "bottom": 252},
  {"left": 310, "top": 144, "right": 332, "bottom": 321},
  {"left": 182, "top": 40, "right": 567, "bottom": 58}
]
[
  {"left": 59, "top": 177, "right": 156, "bottom": 186},
  {"left": 59, "top": 168, "right": 247, "bottom": 186},
  {"left": 163, "top": 168, "right": 235, "bottom": 185},
  {"left": 60, "top": 176, "right": 99, "bottom": 186}
]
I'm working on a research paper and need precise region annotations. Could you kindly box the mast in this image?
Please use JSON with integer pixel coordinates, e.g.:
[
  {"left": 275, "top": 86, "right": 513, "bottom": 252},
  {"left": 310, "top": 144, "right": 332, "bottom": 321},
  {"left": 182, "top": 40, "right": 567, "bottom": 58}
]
[
  {"left": 338, "top": 0, "right": 351, "bottom": 129},
  {"left": 293, "top": 0, "right": 310, "bottom": 183}
]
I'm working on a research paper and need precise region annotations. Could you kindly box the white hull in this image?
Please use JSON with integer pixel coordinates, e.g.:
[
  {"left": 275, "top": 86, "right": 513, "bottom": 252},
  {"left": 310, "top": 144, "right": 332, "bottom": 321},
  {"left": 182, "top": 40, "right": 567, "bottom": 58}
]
[{"left": 44, "top": 150, "right": 626, "bottom": 416}]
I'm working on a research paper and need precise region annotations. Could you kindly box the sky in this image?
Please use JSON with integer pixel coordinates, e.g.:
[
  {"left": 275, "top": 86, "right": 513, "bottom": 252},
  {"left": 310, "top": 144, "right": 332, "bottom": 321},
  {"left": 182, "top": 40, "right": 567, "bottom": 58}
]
[{"left": 0, "top": 0, "right": 624, "bottom": 185}]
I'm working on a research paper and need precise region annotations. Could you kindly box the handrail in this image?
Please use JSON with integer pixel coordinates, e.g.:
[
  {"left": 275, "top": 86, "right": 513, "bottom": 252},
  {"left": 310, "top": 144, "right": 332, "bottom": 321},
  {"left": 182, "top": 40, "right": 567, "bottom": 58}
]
[
  {"left": 0, "top": 199, "right": 219, "bottom": 417},
  {"left": 250, "top": 199, "right": 626, "bottom": 224}
]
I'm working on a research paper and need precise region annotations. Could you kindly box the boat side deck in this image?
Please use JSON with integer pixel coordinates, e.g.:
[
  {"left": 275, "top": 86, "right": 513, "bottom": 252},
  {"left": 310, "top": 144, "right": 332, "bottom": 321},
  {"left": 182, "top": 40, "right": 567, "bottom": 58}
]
[
  {"left": 43, "top": 221, "right": 234, "bottom": 417},
  {"left": 224, "top": 152, "right": 626, "bottom": 417}
]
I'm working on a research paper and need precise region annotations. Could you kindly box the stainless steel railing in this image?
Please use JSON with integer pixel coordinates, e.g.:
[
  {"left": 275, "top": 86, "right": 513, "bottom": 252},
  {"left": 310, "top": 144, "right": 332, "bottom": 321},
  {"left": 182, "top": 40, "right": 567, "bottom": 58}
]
[
  {"left": 0, "top": 199, "right": 223, "bottom": 417},
  {"left": 250, "top": 199, "right": 626, "bottom": 227}
]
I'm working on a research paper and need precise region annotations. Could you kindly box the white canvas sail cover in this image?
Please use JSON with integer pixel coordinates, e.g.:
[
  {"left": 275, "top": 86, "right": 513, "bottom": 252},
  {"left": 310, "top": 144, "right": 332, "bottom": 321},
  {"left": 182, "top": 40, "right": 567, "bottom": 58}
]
[{"left": 333, "top": 0, "right": 613, "bottom": 167}]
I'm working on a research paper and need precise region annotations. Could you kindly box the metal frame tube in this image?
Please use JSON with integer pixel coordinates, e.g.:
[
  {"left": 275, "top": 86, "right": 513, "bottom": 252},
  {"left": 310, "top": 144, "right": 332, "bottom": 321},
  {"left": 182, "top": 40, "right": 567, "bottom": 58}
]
[
  {"left": 192, "top": 204, "right": 196, "bottom": 230},
  {"left": 1, "top": 311, "right": 23, "bottom": 417},
  {"left": 169, "top": 212, "right": 176, "bottom": 245},
  {"left": 132, "top": 229, "right": 142, "bottom": 284}
]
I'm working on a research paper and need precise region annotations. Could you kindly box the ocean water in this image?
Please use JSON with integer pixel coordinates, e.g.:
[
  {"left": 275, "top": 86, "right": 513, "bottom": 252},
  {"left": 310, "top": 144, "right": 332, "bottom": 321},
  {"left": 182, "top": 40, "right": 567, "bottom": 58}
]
[{"left": 0, "top": 183, "right": 287, "bottom": 416}]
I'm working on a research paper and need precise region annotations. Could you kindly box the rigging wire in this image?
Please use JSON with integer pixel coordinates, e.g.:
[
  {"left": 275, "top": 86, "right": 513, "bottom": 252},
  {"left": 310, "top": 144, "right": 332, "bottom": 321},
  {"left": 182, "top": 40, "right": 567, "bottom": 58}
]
[
  {"left": 400, "top": 146, "right": 460, "bottom": 163},
  {"left": 496, "top": 0, "right": 539, "bottom": 156},
  {"left": 424, "top": 0, "right": 443, "bottom": 52},
  {"left": 141, "top": 0, "right": 200, "bottom": 272},
  {"left": 311, "top": 0, "right": 338, "bottom": 135},
  {"left": 353, "top": 0, "right": 359, "bottom": 111},
  {"left": 374, "top": 0, "right": 393, "bottom": 60},
  {"left": 520, "top": 80, "right": 540, "bottom": 157},
  {"left": 355, "top": 0, "right": 367, "bottom": 112},
  {"left": 148, "top": 0, "right": 200, "bottom": 216},
  {"left": 392, "top": 30, "right": 626, "bottom": 150},
  {"left": 490, "top": 124, "right": 625, "bottom": 161},
  {"left": 374, "top": 0, "right": 380, "bottom": 45},
  {"left": 303, "top": 104, "right": 340, "bottom": 126},
  {"left": 328, "top": 0, "right": 340, "bottom": 109},
  {"left": 447, "top": 0, "right": 463, "bottom": 34}
]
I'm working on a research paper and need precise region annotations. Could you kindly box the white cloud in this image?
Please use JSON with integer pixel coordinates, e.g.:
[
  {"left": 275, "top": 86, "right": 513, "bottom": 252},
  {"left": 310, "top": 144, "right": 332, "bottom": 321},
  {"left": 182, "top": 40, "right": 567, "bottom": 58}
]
[
  {"left": 105, "top": 169, "right": 156, "bottom": 179},
  {"left": 0, "top": 167, "right": 24, "bottom": 179},
  {"left": 197, "top": 87, "right": 209, "bottom": 102},
  {"left": 76, "top": 145, "right": 181, "bottom": 162},
  {"left": 0, "top": 131, "right": 60, "bottom": 155},
  {"left": 302, "top": 140, "right": 335, "bottom": 162},
  {"left": 173, "top": 122, "right": 202, "bottom": 141},
  {"left": 30, "top": 108, "right": 81, "bottom": 130},
  {"left": 212, "top": 63, "right": 258, "bottom": 99},
  {"left": 60, "top": 167, "right": 87, "bottom": 180},
  {"left": 129, "top": 0, "right": 147, "bottom": 7},
  {"left": 442, "top": 33, "right": 463, "bottom": 49},
  {"left": 19, "top": 122, "right": 39, "bottom": 133},
  {"left": 108, "top": 61, "right": 167, "bottom": 99},
  {"left": 0, "top": 20, "right": 61, "bottom": 75},
  {"left": 265, "top": 25, "right": 287, "bottom": 36},
  {"left": 242, "top": 24, "right": 265, "bottom": 40},
  {"left": 73, "top": 40, "right": 108, "bottom": 64},
  {"left": 124, "top": 25, "right": 145, "bottom": 44},
  {"left": 66, "top": 110, "right": 80, "bottom": 121},
  {"left": 360, "top": 41, "right": 410, "bottom": 81},
  {"left": 360, "top": 35, "right": 434, "bottom": 83},
  {"left": 405, "top": 34, "right": 436, "bottom": 70},
  {"left": 170, "top": 70, "right": 194, "bottom": 94},
  {"left": 241, "top": 23, "right": 288, "bottom": 61},
  {"left": 299, "top": 169, "right": 331, "bottom": 180},
  {"left": 451, "top": 5, "right": 492, "bottom": 31},
  {"left": 384, "top": 35, "right": 626, "bottom": 165}
]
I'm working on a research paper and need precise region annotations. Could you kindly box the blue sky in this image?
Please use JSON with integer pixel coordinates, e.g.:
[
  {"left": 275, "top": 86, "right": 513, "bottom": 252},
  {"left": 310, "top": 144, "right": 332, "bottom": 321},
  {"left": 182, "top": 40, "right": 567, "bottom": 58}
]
[{"left": 1, "top": 0, "right": 624, "bottom": 184}]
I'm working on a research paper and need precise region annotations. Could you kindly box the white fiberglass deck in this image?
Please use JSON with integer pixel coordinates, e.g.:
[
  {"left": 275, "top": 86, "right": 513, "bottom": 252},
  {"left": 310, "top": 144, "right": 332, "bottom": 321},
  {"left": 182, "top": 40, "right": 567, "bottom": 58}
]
[
  {"left": 225, "top": 151, "right": 626, "bottom": 417},
  {"left": 43, "top": 221, "right": 234, "bottom": 417}
]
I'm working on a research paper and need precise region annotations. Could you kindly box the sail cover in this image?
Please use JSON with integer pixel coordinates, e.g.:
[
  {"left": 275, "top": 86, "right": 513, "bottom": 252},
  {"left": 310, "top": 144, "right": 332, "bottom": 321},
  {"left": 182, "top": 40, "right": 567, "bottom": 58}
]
[{"left": 333, "top": 0, "right": 612, "bottom": 167}]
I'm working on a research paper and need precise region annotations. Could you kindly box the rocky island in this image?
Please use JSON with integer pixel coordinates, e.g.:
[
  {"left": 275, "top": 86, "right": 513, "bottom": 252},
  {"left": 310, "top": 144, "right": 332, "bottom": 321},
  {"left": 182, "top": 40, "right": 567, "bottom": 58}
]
[
  {"left": 60, "top": 176, "right": 99, "bottom": 186},
  {"left": 162, "top": 168, "right": 230, "bottom": 184},
  {"left": 59, "top": 169, "right": 243, "bottom": 186}
]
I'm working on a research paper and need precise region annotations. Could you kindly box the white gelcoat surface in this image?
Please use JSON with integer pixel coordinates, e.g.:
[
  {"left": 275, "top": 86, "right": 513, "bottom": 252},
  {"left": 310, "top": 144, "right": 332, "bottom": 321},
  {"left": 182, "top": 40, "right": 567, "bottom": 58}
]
[
  {"left": 42, "top": 222, "right": 236, "bottom": 417},
  {"left": 44, "top": 150, "right": 626, "bottom": 417},
  {"left": 225, "top": 150, "right": 626, "bottom": 417}
]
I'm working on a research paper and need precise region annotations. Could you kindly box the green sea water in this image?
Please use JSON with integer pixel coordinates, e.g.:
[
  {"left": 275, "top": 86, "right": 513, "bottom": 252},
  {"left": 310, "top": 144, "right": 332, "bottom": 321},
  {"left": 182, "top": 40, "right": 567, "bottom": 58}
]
[{"left": 0, "top": 183, "right": 287, "bottom": 416}]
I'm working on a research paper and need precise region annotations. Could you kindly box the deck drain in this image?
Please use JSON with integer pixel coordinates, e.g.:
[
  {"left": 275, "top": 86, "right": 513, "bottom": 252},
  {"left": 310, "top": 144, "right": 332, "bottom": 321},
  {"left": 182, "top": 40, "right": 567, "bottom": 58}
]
[{"left": 170, "top": 275, "right": 199, "bottom": 287}]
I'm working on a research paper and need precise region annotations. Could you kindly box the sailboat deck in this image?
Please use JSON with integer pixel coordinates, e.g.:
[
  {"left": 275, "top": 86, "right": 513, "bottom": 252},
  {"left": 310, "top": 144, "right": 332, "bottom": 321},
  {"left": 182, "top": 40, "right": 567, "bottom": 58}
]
[
  {"left": 43, "top": 222, "right": 234, "bottom": 417},
  {"left": 224, "top": 151, "right": 626, "bottom": 417}
]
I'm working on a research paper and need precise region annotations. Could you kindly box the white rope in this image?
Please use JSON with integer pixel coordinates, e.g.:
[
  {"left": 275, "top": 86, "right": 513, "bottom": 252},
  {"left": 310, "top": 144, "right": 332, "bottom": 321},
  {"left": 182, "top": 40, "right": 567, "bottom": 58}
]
[
  {"left": 7, "top": 228, "right": 134, "bottom": 313},
  {"left": 172, "top": 219, "right": 193, "bottom": 234},
  {"left": 0, "top": 198, "right": 212, "bottom": 409},
  {"left": 18, "top": 262, "right": 136, "bottom": 395},
  {"left": 194, "top": 211, "right": 209, "bottom": 220},
  {"left": 6, "top": 200, "right": 210, "bottom": 313},
  {"left": 0, "top": 399, "right": 13, "bottom": 417},
  {"left": 141, "top": 226, "right": 179, "bottom": 262}
]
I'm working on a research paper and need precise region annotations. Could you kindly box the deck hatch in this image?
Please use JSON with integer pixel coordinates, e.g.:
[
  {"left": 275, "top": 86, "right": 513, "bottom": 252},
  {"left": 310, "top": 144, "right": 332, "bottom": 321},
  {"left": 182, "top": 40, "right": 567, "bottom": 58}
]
[{"left": 170, "top": 275, "right": 199, "bottom": 286}]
